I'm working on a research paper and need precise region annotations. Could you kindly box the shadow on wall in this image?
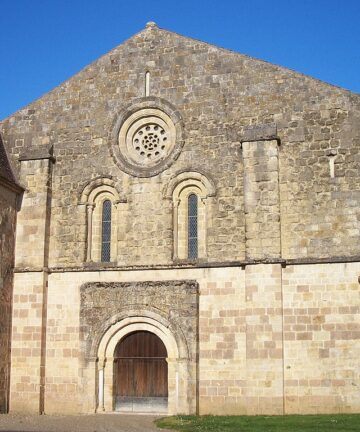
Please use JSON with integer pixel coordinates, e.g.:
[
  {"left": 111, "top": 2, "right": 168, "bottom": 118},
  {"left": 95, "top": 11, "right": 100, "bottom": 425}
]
[{"left": 0, "top": 366, "right": 8, "bottom": 413}]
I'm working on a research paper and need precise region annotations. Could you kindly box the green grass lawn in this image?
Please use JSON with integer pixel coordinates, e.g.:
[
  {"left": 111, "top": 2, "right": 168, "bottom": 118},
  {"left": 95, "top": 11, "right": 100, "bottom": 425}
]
[{"left": 155, "top": 414, "right": 360, "bottom": 432}]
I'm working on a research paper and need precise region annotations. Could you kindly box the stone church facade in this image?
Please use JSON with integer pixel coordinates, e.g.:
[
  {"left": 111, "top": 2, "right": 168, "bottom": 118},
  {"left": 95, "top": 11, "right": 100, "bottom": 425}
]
[{"left": 0, "top": 22, "right": 359, "bottom": 415}]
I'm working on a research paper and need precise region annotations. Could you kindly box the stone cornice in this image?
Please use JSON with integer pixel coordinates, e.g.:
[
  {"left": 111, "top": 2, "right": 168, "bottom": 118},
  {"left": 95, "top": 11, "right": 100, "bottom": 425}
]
[{"left": 13, "top": 255, "right": 360, "bottom": 274}]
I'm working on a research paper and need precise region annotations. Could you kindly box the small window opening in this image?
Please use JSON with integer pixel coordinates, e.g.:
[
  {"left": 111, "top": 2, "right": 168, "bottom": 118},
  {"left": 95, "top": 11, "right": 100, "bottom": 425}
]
[
  {"left": 188, "top": 194, "right": 198, "bottom": 259},
  {"left": 145, "top": 71, "right": 150, "bottom": 97},
  {"left": 101, "top": 200, "right": 112, "bottom": 262}
]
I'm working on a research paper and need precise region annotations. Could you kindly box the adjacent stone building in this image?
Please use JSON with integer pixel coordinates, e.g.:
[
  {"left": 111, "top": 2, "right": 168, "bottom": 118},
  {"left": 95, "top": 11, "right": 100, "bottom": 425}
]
[
  {"left": 0, "top": 22, "right": 359, "bottom": 415},
  {"left": 0, "top": 134, "right": 23, "bottom": 413}
]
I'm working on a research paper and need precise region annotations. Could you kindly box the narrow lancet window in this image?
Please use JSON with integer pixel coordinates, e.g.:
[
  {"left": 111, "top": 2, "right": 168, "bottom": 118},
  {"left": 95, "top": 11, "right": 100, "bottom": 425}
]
[
  {"left": 145, "top": 71, "right": 150, "bottom": 97},
  {"left": 188, "top": 194, "right": 198, "bottom": 259},
  {"left": 101, "top": 200, "right": 112, "bottom": 262}
]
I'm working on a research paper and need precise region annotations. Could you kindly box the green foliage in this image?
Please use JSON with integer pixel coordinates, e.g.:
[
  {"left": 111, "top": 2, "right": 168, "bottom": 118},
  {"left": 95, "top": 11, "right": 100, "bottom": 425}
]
[{"left": 155, "top": 414, "right": 360, "bottom": 432}]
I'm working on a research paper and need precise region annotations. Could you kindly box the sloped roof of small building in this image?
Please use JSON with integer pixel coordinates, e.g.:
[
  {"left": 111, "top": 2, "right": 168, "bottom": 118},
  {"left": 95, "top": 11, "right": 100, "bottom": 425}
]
[{"left": 0, "top": 133, "right": 23, "bottom": 191}]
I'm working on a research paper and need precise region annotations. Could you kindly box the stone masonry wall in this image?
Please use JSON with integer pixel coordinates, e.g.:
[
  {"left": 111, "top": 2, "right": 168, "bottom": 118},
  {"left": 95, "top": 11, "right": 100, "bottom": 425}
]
[
  {"left": 8, "top": 264, "right": 360, "bottom": 415},
  {"left": 0, "top": 24, "right": 359, "bottom": 267},
  {"left": 283, "top": 262, "right": 360, "bottom": 413},
  {"left": 0, "top": 185, "right": 17, "bottom": 413},
  {"left": 10, "top": 272, "right": 45, "bottom": 413}
]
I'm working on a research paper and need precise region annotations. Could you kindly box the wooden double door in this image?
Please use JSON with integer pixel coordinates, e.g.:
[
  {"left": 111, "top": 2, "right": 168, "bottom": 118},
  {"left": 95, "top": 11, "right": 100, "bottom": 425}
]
[{"left": 114, "top": 331, "right": 168, "bottom": 405}]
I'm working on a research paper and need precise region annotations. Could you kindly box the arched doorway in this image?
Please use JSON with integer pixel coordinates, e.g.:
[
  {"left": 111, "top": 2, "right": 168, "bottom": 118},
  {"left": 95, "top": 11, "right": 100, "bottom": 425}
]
[
  {"left": 113, "top": 331, "right": 168, "bottom": 413},
  {"left": 94, "top": 313, "right": 195, "bottom": 414}
]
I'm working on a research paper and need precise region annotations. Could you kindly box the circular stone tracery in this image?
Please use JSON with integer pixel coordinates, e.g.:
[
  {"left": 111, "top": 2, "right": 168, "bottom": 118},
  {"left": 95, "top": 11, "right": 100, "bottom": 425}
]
[
  {"left": 117, "top": 107, "right": 177, "bottom": 174},
  {"left": 133, "top": 123, "right": 168, "bottom": 160},
  {"left": 111, "top": 99, "right": 184, "bottom": 177}
]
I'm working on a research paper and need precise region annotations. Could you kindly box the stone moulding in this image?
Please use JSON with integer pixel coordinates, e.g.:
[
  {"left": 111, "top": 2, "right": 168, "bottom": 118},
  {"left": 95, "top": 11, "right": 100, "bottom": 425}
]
[
  {"left": 162, "top": 169, "right": 217, "bottom": 200},
  {"left": 79, "top": 280, "right": 198, "bottom": 359},
  {"left": 109, "top": 97, "right": 185, "bottom": 177},
  {"left": 79, "top": 280, "right": 199, "bottom": 414},
  {"left": 18, "top": 145, "right": 56, "bottom": 162},
  {"left": 240, "top": 122, "right": 280, "bottom": 144},
  {"left": 14, "top": 255, "right": 360, "bottom": 274},
  {"left": 78, "top": 176, "right": 125, "bottom": 205}
]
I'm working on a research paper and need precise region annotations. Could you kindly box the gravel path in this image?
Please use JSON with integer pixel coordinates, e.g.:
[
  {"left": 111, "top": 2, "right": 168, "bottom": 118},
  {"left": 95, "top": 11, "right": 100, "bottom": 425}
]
[{"left": 0, "top": 413, "right": 170, "bottom": 432}]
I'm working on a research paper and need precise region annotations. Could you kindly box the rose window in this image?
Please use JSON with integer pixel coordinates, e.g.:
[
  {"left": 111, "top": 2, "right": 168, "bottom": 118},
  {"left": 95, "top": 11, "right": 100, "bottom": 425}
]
[
  {"left": 114, "top": 103, "right": 183, "bottom": 177},
  {"left": 133, "top": 124, "right": 168, "bottom": 160}
]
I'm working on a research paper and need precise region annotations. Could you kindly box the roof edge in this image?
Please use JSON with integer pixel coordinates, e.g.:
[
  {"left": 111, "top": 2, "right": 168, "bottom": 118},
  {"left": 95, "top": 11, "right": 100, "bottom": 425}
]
[
  {"left": 156, "top": 25, "right": 360, "bottom": 96},
  {"left": 0, "top": 175, "right": 24, "bottom": 194},
  {"left": 1, "top": 22, "right": 359, "bottom": 122},
  {"left": 0, "top": 134, "right": 24, "bottom": 191},
  {"left": 0, "top": 25, "right": 151, "bottom": 122}
]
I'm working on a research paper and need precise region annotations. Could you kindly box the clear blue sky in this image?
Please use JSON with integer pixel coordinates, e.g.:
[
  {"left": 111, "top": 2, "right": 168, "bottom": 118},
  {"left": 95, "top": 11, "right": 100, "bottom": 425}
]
[{"left": 1, "top": 0, "right": 359, "bottom": 120}]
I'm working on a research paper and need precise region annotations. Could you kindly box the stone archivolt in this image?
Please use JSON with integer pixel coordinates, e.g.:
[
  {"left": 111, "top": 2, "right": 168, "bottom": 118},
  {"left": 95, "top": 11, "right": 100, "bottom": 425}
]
[
  {"left": 79, "top": 177, "right": 122, "bottom": 205},
  {"left": 79, "top": 280, "right": 198, "bottom": 414}
]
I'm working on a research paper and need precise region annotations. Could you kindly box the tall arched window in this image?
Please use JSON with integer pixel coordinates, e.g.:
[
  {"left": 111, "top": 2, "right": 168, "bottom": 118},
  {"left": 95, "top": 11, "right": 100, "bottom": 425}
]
[
  {"left": 80, "top": 178, "right": 125, "bottom": 263},
  {"left": 165, "top": 171, "right": 216, "bottom": 261},
  {"left": 188, "top": 194, "right": 198, "bottom": 259},
  {"left": 101, "top": 200, "right": 112, "bottom": 262}
]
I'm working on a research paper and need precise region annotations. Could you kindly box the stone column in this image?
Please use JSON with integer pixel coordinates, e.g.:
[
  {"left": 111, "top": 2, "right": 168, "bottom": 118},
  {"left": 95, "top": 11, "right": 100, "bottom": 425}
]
[
  {"left": 98, "top": 368, "right": 105, "bottom": 412},
  {"left": 103, "top": 357, "right": 113, "bottom": 412},
  {"left": 86, "top": 204, "right": 95, "bottom": 261},
  {"left": 172, "top": 199, "right": 180, "bottom": 259}
]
